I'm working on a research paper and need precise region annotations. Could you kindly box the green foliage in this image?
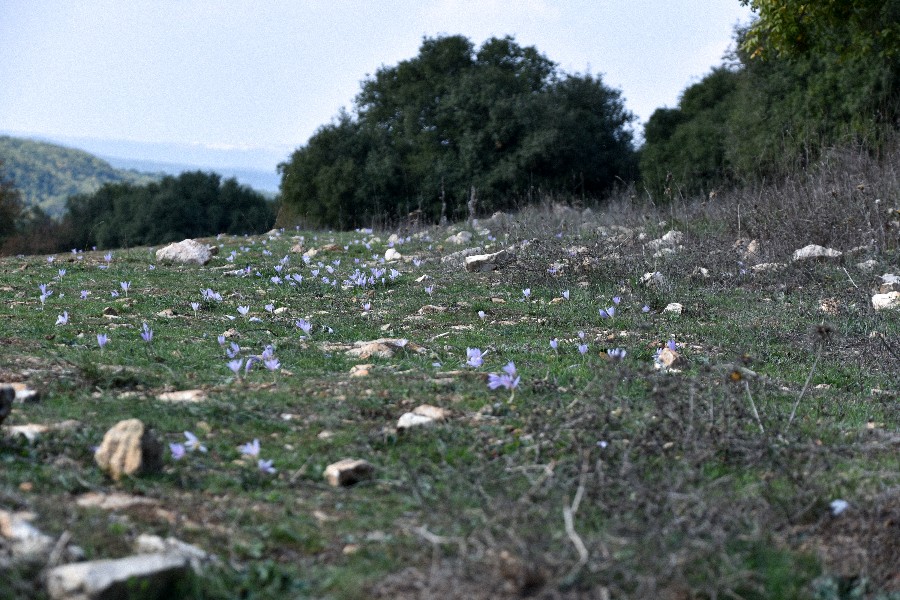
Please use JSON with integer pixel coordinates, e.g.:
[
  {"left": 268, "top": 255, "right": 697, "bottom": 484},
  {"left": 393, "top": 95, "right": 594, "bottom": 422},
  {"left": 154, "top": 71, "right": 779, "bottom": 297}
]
[
  {"left": 0, "top": 136, "right": 158, "bottom": 217},
  {"left": 640, "top": 21, "right": 900, "bottom": 196},
  {"left": 63, "top": 171, "right": 276, "bottom": 249},
  {"left": 740, "top": 0, "right": 900, "bottom": 61},
  {"left": 278, "top": 35, "right": 637, "bottom": 229},
  {"left": 0, "top": 159, "right": 23, "bottom": 240}
]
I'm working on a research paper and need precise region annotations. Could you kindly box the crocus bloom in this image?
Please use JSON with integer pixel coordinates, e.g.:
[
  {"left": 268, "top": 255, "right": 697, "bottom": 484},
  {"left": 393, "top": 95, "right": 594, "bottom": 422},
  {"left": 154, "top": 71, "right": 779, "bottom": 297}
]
[
  {"left": 599, "top": 306, "right": 615, "bottom": 318},
  {"left": 120, "top": 281, "right": 130, "bottom": 296},
  {"left": 169, "top": 443, "right": 186, "bottom": 460},
  {"left": 183, "top": 431, "right": 207, "bottom": 453},
  {"left": 296, "top": 318, "right": 312, "bottom": 335},
  {"left": 55, "top": 311, "right": 69, "bottom": 326},
  {"left": 466, "top": 347, "right": 486, "bottom": 368},
  {"left": 191, "top": 302, "right": 200, "bottom": 314},
  {"left": 80, "top": 290, "right": 90, "bottom": 299},
  {"left": 227, "top": 358, "right": 243, "bottom": 375},
  {"left": 258, "top": 459, "right": 276, "bottom": 474},
  {"left": 97, "top": 333, "right": 109, "bottom": 349},
  {"left": 264, "top": 358, "right": 281, "bottom": 371},
  {"left": 522, "top": 288, "right": 531, "bottom": 298},
  {"left": 607, "top": 348, "right": 627, "bottom": 360},
  {"left": 830, "top": 499, "right": 849, "bottom": 516},
  {"left": 667, "top": 339, "right": 677, "bottom": 352},
  {"left": 425, "top": 285, "right": 434, "bottom": 296},
  {"left": 226, "top": 343, "right": 241, "bottom": 358},
  {"left": 140, "top": 323, "right": 153, "bottom": 343},
  {"left": 612, "top": 296, "right": 621, "bottom": 305},
  {"left": 562, "top": 290, "right": 569, "bottom": 300},
  {"left": 478, "top": 310, "right": 486, "bottom": 320},
  {"left": 550, "top": 338, "right": 558, "bottom": 350},
  {"left": 237, "top": 306, "right": 250, "bottom": 316},
  {"left": 239, "top": 439, "right": 261, "bottom": 457},
  {"left": 578, "top": 344, "right": 589, "bottom": 355},
  {"left": 642, "top": 305, "right": 651, "bottom": 313}
]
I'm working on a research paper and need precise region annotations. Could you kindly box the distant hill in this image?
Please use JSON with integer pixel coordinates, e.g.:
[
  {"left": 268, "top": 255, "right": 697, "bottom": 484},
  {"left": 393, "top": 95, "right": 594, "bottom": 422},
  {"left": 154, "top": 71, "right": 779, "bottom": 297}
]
[{"left": 0, "top": 135, "right": 159, "bottom": 217}]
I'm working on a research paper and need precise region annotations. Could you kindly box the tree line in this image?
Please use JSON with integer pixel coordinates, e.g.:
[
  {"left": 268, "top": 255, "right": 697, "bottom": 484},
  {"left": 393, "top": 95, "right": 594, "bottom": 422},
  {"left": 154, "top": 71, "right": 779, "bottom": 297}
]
[{"left": 0, "top": 169, "right": 276, "bottom": 255}]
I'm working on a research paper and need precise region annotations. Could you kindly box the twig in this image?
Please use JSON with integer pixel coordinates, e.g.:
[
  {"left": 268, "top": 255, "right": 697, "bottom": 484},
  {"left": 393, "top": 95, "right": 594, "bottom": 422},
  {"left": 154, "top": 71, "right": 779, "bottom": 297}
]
[
  {"left": 46, "top": 530, "right": 72, "bottom": 568},
  {"left": 562, "top": 453, "right": 591, "bottom": 581},
  {"left": 842, "top": 267, "right": 859, "bottom": 289},
  {"left": 786, "top": 344, "right": 823, "bottom": 431},
  {"left": 744, "top": 380, "right": 765, "bottom": 435}
]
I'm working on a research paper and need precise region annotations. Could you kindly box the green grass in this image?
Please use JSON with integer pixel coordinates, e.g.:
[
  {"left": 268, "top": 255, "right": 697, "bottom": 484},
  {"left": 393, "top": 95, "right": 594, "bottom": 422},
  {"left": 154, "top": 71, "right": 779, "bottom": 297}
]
[{"left": 1, "top": 209, "right": 898, "bottom": 599}]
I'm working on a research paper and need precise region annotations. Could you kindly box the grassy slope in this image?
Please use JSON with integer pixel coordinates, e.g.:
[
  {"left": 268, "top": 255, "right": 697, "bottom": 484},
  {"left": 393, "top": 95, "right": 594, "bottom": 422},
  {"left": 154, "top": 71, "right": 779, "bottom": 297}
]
[
  {"left": 0, "top": 136, "right": 158, "bottom": 217},
  {"left": 1, "top": 156, "right": 899, "bottom": 599}
]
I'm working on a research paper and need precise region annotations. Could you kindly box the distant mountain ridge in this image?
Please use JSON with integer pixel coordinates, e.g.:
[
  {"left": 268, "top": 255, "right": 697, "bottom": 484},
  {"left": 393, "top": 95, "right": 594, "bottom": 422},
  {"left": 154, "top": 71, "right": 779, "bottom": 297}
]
[{"left": 0, "top": 135, "right": 159, "bottom": 217}]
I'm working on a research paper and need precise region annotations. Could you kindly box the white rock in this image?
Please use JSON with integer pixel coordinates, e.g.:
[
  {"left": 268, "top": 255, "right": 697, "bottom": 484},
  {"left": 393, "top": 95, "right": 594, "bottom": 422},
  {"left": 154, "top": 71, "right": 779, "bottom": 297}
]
[
  {"left": 0, "top": 510, "right": 55, "bottom": 560},
  {"left": 792, "top": 244, "right": 842, "bottom": 262},
  {"left": 645, "top": 230, "right": 683, "bottom": 251},
  {"left": 856, "top": 259, "right": 878, "bottom": 272},
  {"left": 45, "top": 553, "right": 191, "bottom": 600},
  {"left": 751, "top": 262, "right": 786, "bottom": 273},
  {"left": 156, "top": 390, "right": 207, "bottom": 403},
  {"left": 387, "top": 233, "right": 401, "bottom": 245},
  {"left": 663, "top": 303, "right": 683, "bottom": 315},
  {"left": 872, "top": 292, "right": 900, "bottom": 311},
  {"left": 155, "top": 239, "right": 213, "bottom": 266},
  {"left": 692, "top": 266, "right": 710, "bottom": 278},
  {"left": 397, "top": 413, "right": 435, "bottom": 429},
  {"left": 413, "top": 404, "right": 449, "bottom": 420},
  {"left": 640, "top": 271, "right": 667, "bottom": 288},
  {"left": 441, "top": 246, "right": 483, "bottom": 265},
  {"left": 464, "top": 249, "right": 514, "bottom": 272},
  {"left": 878, "top": 273, "right": 900, "bottom": 293},
  {"left": 445, "top": 231, "right": 473, "bottom": 245},
  {"left": 324, "top": 458, "right": 375, "bottom": 487},
  {"left": 384, "top": 248, "right": 402, "bottom": 261},
  {"left": 134, "top": 535, "right": 215, "bottom": 571}
]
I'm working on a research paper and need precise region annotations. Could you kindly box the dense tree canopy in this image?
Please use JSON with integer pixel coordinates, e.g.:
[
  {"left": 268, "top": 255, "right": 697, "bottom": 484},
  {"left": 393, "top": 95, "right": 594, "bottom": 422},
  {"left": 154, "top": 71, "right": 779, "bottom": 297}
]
[
  {"left": 640, "top": 10, "right": 900, "bottom": 197},
  {"left": 0, "top": 159, "right": 23, "bottom": 241},
  {"left": 64, "top": 171, "right": 276, "bottom": 250},
  {"left": 279, "top": 35, "right": 637, "bottom": 229}
]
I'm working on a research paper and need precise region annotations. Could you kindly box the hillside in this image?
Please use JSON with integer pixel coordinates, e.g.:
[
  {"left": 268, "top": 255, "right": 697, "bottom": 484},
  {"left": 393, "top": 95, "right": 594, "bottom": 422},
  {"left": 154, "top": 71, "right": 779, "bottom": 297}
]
[{"left": 0, "top": 135, "right": 159, "bottom": 217}]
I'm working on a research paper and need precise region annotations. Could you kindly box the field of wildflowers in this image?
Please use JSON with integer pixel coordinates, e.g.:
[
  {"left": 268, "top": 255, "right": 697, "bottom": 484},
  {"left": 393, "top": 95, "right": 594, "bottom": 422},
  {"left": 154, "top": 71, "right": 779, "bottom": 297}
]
[{"left": 1, "top": 175, "right": 899, "bottom": 598}]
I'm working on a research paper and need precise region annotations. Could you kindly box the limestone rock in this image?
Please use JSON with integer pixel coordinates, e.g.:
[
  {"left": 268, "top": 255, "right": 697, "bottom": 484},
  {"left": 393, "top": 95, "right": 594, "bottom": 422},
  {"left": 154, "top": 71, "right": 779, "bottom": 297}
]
[
  {"left": 872, "top": 291, "right": 900, "bottom": 311},
  {"left": 134, "top": 534, "right": 215, "bottom": 571},
  {"left": 645, "top": 230, "right": 683, "bottom": 251},
  {"left": 654, "top": 348, "right": 685, "bottom": 371},
  {"left": 1, "top": 382, "right": 40, "bottom": 403},
  {"left": 0, "top": 385, "right": 12, "bottom": 427},
  {"left": 792, "top": 244, "right": 842, "bottom": 262},
  {"left": 446, "top": 231, "right": 473, "bottom": 245},
  {"left": 346, "top": 338, "right": 422, "bottom": 359},
  {"left": 441, "top": 246, "right": 483, "bottom": 266},
  {"left": 878, "top": 273, "right": 900, "bottom": 293},
  {"left": 413, "top": 404, "right": 449, "bottom": 421},
  {"left": 156, "top": 390, "right": 207, "bottom": 403},
  {"left": 384, "top": 248, "right": 402, "bottom": 262},
  {"left": 349, "top": 364, "right": 373, "bottom": 377},
  {"left": 6, "top": 420, "right": 79, "bottom": 442},
  {"left": 663, "top": 302, "right": 683, "bottom": 315},
  {"left": 45, "top": 553, "right": 191, "bottom": 600},
  {"left": 856, "top": 259, "right": 878, "bottom": 272},
  {"left": 640, "top": 271, "right": 667, "bottom": 288},
  {"left": 155, "top": 239, "right": 213, "bottom": 266},
  {"left": 397, "top": 413, "right": 435, "bottom": 429},
  {"left": 751, "top": 262, "right": 785, "bottom": 274},
  {"left": 464, "top": 248, "right": 515, "bottom": 272},
  {"left": 0, "top": 510, "right": 55, "bottom": 560},
  {"left": 75, "top": 492, "right": 160, "bottom": 511},
  {"left": 94, "top": 419, "right": 163, "bottom": 482},
  {"left": 324, "top": 458, "right": 375, "bottom": 487},
  {"left": 733, "top": 238, "right": 760, "bottom": 262}
]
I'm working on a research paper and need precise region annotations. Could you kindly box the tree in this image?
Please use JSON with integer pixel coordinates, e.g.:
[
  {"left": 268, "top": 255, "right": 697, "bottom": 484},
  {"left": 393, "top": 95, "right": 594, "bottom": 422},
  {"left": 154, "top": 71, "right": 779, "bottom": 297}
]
[
  {"left": 0, "top": 159, "right": 23, "bottom": 240},
  {"left": 740, "top": 0, "right": 900, "bottom": 60},
  {"left": 278, "top": 35, "right": 637, "bottom": 229}
]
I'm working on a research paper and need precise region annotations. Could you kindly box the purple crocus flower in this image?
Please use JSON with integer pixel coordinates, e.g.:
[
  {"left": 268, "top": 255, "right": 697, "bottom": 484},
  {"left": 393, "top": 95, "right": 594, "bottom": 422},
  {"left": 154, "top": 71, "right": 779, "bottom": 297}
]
[
  {"left": 120, "top": 281, "right": 130, "bottom": 296},
  {"left": 237, "top": 306, "right": 250, "bottom": 316},
  {"left": 550, "top": 338, "right": 558, "bottom": 350},
  {"left": 227, "top": 358, "right": 243, "bottom": 375},
  {"left": 607, "top": 348, "right": 627, "bottom": 360},
  {"left": 140, "top": 323, "right": 153, "bottom": 343},
  {"left": 183, "top": 431, "right": 207, "bottom": 452},
  {"left": 578, "top": 343, "right": 589, "bottom": 355},
  {"left": 239, "top": 439, "right": 260, "bottom": 457},
  {"left": 264, "top": 358, "right": 281, "bottom": 372},
  {"left": 667, "top": 339, "right": 677, "bottom": 352},
  {"left": 466, "top": 347, "right": 486, "bottom": 368},
  {"left": 562, "top": 290, "right": 570, "bottom": 300},
  {"left": 258, "top": 459, "right": 276, "bottom": 474},
  {"left": 296, "top": 318, "right": 312, "bottom": 336},
  {"left": 97, "top": 333, "right": 109, "bottom": 349},
  {"left": 55, "top": 311, "right": 69, "bottom": 326},
  {"left": 169, "top": 442, "right": 186, "bottom": 460}
]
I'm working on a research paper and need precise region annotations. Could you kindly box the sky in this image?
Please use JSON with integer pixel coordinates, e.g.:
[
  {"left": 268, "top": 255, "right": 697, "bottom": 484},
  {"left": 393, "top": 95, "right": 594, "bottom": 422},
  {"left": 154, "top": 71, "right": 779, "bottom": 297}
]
[{"left": 0, "top": 1, "right": 754, "bottom": 172}]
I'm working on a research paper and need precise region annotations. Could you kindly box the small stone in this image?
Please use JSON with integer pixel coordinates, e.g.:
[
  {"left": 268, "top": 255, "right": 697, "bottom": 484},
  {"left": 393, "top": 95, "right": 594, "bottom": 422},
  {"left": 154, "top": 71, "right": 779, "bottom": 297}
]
[
  {"left": 156, "top": 308, "right": 177, "bottom": 318},
  {"left": 751, "top": 262, "right": 785, "bottom": 273},
  {"left": 45, "top": 553, "right": 192, "bottom": 600},
  {"left": 155, "top": 239, "right": 213, "bottom": 265},
  {"left": 413, "top": 404, "right": 449, "bottom": 420},
  {"left": 94, "top": 419, "right": 164, "bottom": 482},
  {"left": 792, "top": 244, "right": 842, "bottom": 262},
  {"left": 654, "top": 347, "right": 684, "bottom": 370},
  {"left": 349, "top": 364, "right": 372, "bottom": 377},
  {"left": 397, "top": 413, "right": 435, "bottom": 429},
  {"left": 6, "top": 420, "right": 79, "bottom": 442},
  {"left": 640, "top": 271, "right": 666, "bottom": 288},
  {"left": 663, "top": 302, "right": 683, "bottom": 315},
  {"left": 692, "top": 266, "right": 709, "bottom": 278},
  {"left": 324, "top": 458, "right": 375, "bottom": 487},
  {"left": 134, "top": 534, "right": 214, "bottom": 571},
  {"left": 872, "top": 291, "right": 900, "bottom": 311},
  {"left": 856, "top": 259, "right": 878, "bottom": 272},
  {"left": 645, "top": 230, "right": 683, "bottom": 251},
  {"left": 102, "top": 306, "right": 118, "bottom": 317},
  {"left": 445, "top": 231, "right": 473, "bottom": 245},
  {"left": 157, "top": 390, "right": 207, "bottom": 403},
  {"left": 76, "top": 492, "right": 160, "bottom": 511},
  {"left": 878, "top": 273, "right": 900, "bottom": 293},
  {"left": 290, "top": 243, "right": 305, "bottom": 253},
  {"left": 0, "top": 510, "right": 55, "bottom": 560},
  {"left": 463, "top": 248, "right": 514, "bottom": 272},
  {"left": 384, "top": 248, "right": 402, "bottom": 261}
]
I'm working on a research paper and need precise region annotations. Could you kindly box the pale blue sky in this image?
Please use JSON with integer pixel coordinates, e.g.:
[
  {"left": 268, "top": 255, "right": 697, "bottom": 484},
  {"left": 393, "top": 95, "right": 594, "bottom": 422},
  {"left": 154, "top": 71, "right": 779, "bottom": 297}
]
[{"left": 0, "top": 1, "right": 753, "bottom": 169}]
